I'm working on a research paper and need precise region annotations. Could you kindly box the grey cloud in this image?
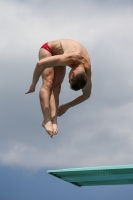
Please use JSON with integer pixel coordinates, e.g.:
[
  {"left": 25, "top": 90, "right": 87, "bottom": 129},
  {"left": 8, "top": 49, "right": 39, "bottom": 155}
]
[{"left": 0, "top": 0, "right": 133, "bottom": 170}]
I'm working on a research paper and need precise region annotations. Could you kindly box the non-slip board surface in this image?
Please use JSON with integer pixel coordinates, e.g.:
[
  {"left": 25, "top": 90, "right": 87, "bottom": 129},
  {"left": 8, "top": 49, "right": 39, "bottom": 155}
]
[{"left": 47, "top": 164, "right": 133, "bottom": 187}]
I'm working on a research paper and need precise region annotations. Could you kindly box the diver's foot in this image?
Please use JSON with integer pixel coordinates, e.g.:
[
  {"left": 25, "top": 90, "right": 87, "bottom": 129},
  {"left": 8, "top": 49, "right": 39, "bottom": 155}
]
[
  {"left": 42, "top": 120, "right": 53, "bottom": 138},
  {"left": 52, "top": 123, "right": 58, "bottom": 135}
]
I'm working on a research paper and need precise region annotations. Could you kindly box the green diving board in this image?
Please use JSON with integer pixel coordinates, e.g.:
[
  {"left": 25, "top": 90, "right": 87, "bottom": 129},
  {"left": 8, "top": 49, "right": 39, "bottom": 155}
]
[{"left": 47, "top": 164, "right": 133, "bottom": 187}]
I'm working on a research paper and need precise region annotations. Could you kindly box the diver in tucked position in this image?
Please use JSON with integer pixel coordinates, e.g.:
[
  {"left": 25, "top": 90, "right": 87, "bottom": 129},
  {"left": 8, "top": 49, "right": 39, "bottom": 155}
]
[{"left": 26, "top": 39, "right": 92, "bottom": 138}]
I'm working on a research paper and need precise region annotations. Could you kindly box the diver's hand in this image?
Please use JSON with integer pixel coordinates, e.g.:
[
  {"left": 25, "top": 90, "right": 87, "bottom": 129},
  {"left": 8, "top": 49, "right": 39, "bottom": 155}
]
[
  {"left": 57, "top": 104, "right": 69, "bottom": 116},
  {"left": 25, "top": 84, "right": 35, "bottom": 94}
]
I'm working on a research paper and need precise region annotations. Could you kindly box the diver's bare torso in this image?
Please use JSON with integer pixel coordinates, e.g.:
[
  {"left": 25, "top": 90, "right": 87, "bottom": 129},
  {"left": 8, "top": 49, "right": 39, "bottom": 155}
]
[{"left": 48, "top": 39, "right": 91, "bottom": 73}]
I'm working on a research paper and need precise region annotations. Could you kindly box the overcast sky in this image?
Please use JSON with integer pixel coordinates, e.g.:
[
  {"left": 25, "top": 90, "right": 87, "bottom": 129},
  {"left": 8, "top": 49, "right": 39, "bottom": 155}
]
[{"left": 0, "top": 0, "right": 133, "bottom": 199}]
